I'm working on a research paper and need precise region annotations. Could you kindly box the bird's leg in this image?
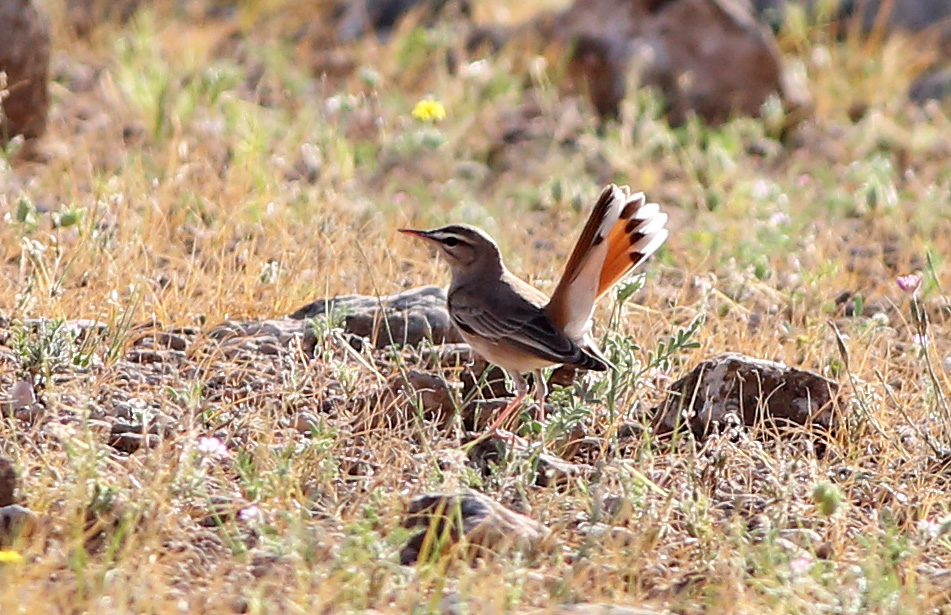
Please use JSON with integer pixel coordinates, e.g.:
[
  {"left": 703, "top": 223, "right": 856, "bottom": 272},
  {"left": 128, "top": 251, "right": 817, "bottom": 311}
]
[
  {"left": 533, "top": 369, "right": 547, "bottom": 422},
  {"left": 484, "top": 371, "right": 529, "bottom": 436}
]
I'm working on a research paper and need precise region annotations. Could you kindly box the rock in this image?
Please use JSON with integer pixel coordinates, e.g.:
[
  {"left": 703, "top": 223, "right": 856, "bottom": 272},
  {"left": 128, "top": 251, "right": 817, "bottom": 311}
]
[
  {"left": 546, "top": 605, "right": 666, "bottom": 615},
  {"left": 414, "top": 342, "right": 475, "bottom": 369},
  {"left": 209, "top": 318, "right": 317, "bottom": 355},
  {"left": 336, "top": 0, "right": 472, "bottom": 43},
  {"left": 535, "top": 450, "right": 592, "bottom": 487},
  {"left": 753, "top": 0, "right": 951, "bottom": 54},
  {"left": 526, "top": 0, "right": 806, "bottom": 125},
  {"left": 910, "top": 67, "right": 951, "bottom": 103},
  {"left": 399, "top": 491, "right": 552, "bottom": 564},
  {"left": 107, "top": 432, "right": 159, "bottom": 453},
  {"left": 124, "top": 349, "right": 169, "bottom": 364},
  {"left": 134, "top": 331, "right": 189, "bottom": 351},
  {"left": 13, "top": 404, "right": 44, "bottom": 422},
  {"left": 9, "top": 379, "right": 35, "bottom": 410},
  {"left": 460, "top": 398, "right": 511, "bottom": 432},
  {"left": 65, "top": 0, "right": 141, "bottom": 36},
  {"left": 196, "top": 496, "right": 245, "bottom": 527},
  {"left": 396, "top": 369, "right": 456, "bottom": 423},
  {"left": 289, "top": 285, "right": 463, "bottom": 348},
  {"left": 842, "top": 0, "right": 951, "bottom": 42},
  {"left": 464, "top": 429, "right": 511, "bottom": 475},
  {"left": 290, "top": 412, "right": 322, "bottom": 434},
  {"left": 108, "top": 423, "right": 162, "bottom": 453},
  {"left": 0, "top": 0, "right": 50, "bottom": 142},
  {"left": 460, "top": 358, "right": 511, "bottom": 402},
  {"left": 577, "top": 522, "right": 639, "bottom": 547},
  {"left": 465, "top": 434, "right": 592, "bottom": 486},
  {"left": 2, "top": 379, "right": 42, "bottom": 420},
  {"left": 652, "top": 353, "right": 840, "bottom": 439},
  {"left": 0, "top": 457, "right": 16, "bottom": 507},
  {"left": 355, "top": 369, "right": 457, "bottom": 430},
  {"left": 0, "top": 504, "right": 37, "bottom": 546},
  {"left": 749, "top": 0, "right": 801, "bottom": 29}
]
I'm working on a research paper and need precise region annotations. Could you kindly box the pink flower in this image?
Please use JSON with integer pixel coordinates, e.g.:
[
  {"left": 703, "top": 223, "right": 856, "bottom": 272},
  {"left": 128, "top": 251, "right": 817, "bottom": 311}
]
[
  {"left": 790, "top": 555, "right": 813, "bottom": 575},
  {"left": 896, "top": 274, "right": 921, "bottom": 295},
  {"left": 239, "top": 505, "right": 263, "bottom": 523},
  {"left": 196, "top": 436, "right": 230, "bottom": 458},
  {"left": 769, "top": 212, "right": 791, "bottom": 227}
]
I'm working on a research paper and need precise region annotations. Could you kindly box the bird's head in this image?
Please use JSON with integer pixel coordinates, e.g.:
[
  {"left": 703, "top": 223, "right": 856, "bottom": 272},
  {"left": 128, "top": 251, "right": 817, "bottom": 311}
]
[{"left": 399, "top": 224, "right": 503, "bottom": 276}]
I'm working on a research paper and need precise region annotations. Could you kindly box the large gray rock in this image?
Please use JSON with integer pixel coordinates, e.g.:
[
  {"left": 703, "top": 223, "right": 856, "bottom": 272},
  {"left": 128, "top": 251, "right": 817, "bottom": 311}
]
[
  {"left": 532, "top": 0, "right": 807, "bottom": 125},
  {"left": 289, "top": 285, "right": 463, "bottom": 348},
  {"left": 653, "top": 353, "right": 840, "bottom": 439},
  {"left": 0, "top": 0, "right": 50, "bottom": 142}
]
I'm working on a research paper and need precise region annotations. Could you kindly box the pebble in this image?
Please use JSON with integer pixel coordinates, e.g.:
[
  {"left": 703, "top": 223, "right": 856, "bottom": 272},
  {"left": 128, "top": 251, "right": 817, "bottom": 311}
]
[{"left": 290, "top": 412, "right": 321, "bottom": 434}]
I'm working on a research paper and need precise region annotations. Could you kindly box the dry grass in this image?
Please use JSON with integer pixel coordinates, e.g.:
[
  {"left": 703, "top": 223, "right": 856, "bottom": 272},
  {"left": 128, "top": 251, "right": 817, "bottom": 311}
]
[{"left": 1, "top": 1, "right": 951, "bottom": 613}]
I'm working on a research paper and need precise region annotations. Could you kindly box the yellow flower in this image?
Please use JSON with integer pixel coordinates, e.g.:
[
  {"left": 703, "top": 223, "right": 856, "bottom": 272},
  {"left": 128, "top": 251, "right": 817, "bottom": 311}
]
[
  {"left": 0, "top": 550, "right": 23, "bottom": 564},
  {"left": 411, "top": 98, "right": 447, "bottom": 123}
]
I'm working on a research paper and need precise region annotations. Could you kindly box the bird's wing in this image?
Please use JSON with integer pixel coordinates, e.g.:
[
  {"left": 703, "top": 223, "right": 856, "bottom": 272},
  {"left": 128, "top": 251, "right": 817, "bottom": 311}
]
[{"left": 449, "top": 291, "right": 606, "bottom": 370}]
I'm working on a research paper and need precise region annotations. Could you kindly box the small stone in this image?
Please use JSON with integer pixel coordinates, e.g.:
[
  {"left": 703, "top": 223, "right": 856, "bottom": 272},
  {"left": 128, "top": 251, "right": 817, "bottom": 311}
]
[
  {"left": 398, "top": 370, "right": 455, "bottom": 420},
  {"left": 0, "top": 505, "right": 37, "bottom": 546},
  {"left": 108, "top": 425, "right": 160, "bottom": 454},
  {"left": 577, "top": 522, "right": 638, "bottom": 547},
  {"left": 124, "top": 349, "right": 166, "bottom": 364},
  {"left": 460, "top": 360, "right": 510, "bottom": 405},
  {"left": 10, "top": 380, "right": 35, "bottom": 410},
  {"left": 256, "top": 342, "right": 283, "bottom": 356},
  {"left": 535, "top": 451, "right": 592, "bottom": 487},
  {"left": 555, "top": 604, "right": 666, "bottom": 615},
  {"left": 415, "top": 343, "right": 474, "bottom": 369},
  {"left": 14, "top": 404, "right": 45, "bottom": 422},
  {"left": 210, "top": 319, "right": 316, "bottom": 356},
  {"left": 111, "top": 402, "right": 133, "bottom": 420},
  {"left": 400, "top": 491, "right": 552, "bottom": 564},
  {"left": 290, "top": 412, "right": 321, "bottom": 434},
  {"left": 0, "top": 458, "right": 16, "bottom": 507},
  {"left": 151, "top": 332, "right": 188, "bottom": 351},
  {"left": 460, "top": 399, "right": 510, "bottom": 431}
]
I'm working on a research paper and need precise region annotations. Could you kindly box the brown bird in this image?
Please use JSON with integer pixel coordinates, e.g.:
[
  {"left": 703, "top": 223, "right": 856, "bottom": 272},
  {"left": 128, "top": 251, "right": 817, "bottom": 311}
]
[{"left": 400, "top": 184, "right": 668, "bottom": 434}]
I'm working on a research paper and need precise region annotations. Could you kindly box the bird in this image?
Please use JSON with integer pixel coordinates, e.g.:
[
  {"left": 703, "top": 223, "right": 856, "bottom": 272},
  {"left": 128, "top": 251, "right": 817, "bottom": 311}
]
[{"left": 399, "top": 184, "right": 668, "bottom": 434}]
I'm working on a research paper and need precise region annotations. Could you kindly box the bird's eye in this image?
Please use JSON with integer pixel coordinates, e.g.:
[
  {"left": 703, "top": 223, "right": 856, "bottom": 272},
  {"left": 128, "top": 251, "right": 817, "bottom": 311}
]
[{"left": 442, "top": 237, "right": 460, "bottom": 248}]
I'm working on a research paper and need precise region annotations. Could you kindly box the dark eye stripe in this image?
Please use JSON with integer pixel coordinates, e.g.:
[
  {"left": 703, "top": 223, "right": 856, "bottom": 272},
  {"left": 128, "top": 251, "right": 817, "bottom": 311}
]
[{"left": 432, "top": 233, "right": 468, "bottom": 246}]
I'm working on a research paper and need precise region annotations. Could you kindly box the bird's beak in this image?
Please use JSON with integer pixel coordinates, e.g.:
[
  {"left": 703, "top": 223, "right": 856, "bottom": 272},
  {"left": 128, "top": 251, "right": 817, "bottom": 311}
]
[{"left": 398, "top": 228, "right": 434, "bottom": 242}]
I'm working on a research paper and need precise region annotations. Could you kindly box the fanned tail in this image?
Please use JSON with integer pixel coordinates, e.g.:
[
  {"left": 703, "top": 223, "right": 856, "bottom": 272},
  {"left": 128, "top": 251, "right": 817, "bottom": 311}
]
[
  {"left": 596, "top": 195, "right": 668, "bottom": 300},
  {"left": 546, "top": 184, "right": 668, "bottom": 341}
]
